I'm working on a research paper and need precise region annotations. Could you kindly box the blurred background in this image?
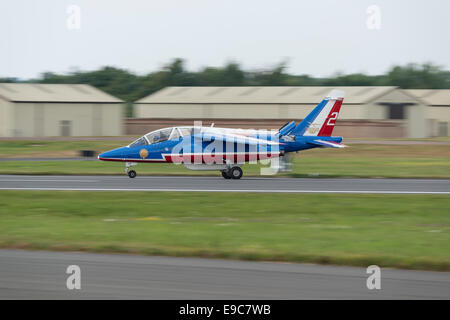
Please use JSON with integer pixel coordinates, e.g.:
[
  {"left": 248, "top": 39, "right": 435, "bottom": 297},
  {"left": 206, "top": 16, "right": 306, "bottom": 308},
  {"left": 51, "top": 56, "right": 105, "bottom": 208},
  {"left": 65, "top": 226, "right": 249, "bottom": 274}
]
[
  {"left": 0, "top": 0, "right": 449, "bottom": 299},
  {"left": 0, "top": 0, "right": 449, "bottom": 141}
]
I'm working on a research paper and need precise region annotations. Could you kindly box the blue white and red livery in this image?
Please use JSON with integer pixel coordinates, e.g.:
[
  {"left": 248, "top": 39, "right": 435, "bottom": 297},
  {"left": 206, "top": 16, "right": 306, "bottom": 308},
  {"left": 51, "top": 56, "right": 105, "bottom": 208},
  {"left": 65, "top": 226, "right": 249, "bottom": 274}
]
[{"left": 99, "top": 90, "right": 347, "bottom": 179}]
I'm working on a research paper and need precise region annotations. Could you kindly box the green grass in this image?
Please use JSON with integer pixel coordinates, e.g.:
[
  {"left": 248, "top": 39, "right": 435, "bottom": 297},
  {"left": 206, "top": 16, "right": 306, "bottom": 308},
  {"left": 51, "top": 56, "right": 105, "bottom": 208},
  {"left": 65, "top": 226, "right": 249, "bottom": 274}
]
[
  {"left": 0, "top": 140, "right": 128, "bottom": 158},
  {"left": 0, "top": 155, "right": 448, "bottom": 178},
  {"left": 0, "top": 191, "right": 449, "bottom": 271},
  {"left": 1, "top": 140, "right": 450, "bottom": 178}
]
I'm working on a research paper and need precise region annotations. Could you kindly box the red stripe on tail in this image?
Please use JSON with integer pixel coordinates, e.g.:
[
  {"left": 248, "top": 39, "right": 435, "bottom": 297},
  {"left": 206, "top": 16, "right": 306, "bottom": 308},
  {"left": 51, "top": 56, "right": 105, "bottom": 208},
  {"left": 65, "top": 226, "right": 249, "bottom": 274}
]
[{"left": 317, "top": 99, "right": 343, "bottom": 136}]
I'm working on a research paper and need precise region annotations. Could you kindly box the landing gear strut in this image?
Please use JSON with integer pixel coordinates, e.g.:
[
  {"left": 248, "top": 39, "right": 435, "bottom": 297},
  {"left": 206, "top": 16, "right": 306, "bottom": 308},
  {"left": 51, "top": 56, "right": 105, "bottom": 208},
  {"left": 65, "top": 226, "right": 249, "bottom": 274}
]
[
  {"left": 125, "top": 162, "right": 137, "bottom": 178},
  {"left": 221, "top": 166, "right": 243, "bottom": 180}
]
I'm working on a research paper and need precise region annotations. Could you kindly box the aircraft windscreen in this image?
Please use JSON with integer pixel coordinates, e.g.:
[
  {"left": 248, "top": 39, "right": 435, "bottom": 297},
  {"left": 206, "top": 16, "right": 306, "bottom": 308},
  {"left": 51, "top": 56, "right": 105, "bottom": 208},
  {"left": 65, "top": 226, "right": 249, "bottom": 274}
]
[
  {"left": 129, "top": 137, "right": 148, "bottom": 148},
  {"left": 130, "top": 127, "right": 193, "bottom": 148},
  {"left": 145, "top": 128, "right": 172, "bottom": 144}
]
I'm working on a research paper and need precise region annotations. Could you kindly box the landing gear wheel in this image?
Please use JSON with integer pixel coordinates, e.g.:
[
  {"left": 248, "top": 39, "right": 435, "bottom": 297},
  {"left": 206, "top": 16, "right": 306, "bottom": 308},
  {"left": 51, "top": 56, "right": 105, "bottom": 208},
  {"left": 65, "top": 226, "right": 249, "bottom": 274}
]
[
  {"left": 128, "top": 170, "right": 137, "bottom": 178},
  {"left": 230, "top": 167, "right": 243, "bottom": 180},
  {"left": 221, "top": 170, "right": 232, "bottom": 179}
]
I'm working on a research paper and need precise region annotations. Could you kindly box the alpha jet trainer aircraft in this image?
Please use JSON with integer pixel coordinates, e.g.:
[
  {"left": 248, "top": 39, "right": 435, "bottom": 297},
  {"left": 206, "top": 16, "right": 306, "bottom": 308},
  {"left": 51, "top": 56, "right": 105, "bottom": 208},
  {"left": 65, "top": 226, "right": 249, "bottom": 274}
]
[{"left": 98, "top": 90, "right": 346, "bottom": 179}]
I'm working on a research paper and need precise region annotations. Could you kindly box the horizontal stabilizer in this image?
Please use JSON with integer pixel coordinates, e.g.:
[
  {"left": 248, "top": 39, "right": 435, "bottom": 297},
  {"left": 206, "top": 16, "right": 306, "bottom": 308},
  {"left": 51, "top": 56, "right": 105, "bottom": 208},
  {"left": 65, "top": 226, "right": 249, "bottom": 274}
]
[
  {"left": 308, "top": 140, "right": 347, "bottom": 148},
  {"left": 278, "top": 121, "right": 296, "bottom": 137}
]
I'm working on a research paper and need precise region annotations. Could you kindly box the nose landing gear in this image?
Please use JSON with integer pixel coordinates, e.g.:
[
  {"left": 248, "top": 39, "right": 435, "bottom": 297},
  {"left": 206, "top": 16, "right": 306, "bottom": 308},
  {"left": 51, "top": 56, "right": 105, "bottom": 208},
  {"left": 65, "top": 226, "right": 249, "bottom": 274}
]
[{"left": 125, "top": 162, "right": 137, "bottom": 178}]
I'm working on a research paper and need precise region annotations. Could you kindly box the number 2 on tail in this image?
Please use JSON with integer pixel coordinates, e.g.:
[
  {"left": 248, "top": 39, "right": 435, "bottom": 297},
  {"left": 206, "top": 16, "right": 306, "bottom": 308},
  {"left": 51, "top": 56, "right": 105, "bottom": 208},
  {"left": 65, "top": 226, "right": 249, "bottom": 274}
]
[{"left": 327, "top": 112, "right": 338, "bottom": 126}]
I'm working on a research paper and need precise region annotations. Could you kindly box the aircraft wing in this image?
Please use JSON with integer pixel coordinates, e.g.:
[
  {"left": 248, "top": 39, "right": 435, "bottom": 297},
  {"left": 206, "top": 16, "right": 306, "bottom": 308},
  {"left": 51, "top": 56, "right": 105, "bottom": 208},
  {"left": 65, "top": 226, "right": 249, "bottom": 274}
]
[
  {"left": 194, "top": 132, "right": 281, "bottom": 146},
  {"left": 308, "top": 139, "right": 347, "bottom": 148}
]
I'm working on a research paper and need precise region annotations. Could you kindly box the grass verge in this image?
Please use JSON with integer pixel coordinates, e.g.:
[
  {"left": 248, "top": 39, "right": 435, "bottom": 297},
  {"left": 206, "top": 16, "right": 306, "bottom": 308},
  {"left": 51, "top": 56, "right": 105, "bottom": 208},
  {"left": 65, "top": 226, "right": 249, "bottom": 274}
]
[
  {"left": 0, "top": 191, "right": 448, "bottom": 271},
  {"left": 0, "top": 156, "right": 449, "bottom": 178},
  {"left": 1, "top": 141, "right": 450, "bottom": 178}
]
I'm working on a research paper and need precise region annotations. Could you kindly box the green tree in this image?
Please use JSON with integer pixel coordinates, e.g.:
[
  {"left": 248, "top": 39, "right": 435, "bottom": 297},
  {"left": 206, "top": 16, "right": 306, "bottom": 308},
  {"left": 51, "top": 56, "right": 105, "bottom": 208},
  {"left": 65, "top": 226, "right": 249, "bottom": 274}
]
[
  {"left": 385, "top": 63, "right": 449, "bottom": 89},
  {"left": 10, "top": 60, "right": 449, "bottom": 118}
]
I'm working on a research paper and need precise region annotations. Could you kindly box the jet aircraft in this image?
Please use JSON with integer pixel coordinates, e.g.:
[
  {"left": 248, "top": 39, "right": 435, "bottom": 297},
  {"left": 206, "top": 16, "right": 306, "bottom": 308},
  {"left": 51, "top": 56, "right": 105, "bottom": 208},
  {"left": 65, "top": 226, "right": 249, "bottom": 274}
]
[{"left": 98, "top": 90, "right": 346, "bottom": 179}]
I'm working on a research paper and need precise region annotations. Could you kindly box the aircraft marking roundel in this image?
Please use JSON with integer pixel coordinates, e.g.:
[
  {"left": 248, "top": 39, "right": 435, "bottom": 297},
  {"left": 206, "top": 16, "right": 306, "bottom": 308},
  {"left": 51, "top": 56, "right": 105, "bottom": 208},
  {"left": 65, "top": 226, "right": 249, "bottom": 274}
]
[{"left": 139, "top": 149, "right": 149, "bottom": 159}]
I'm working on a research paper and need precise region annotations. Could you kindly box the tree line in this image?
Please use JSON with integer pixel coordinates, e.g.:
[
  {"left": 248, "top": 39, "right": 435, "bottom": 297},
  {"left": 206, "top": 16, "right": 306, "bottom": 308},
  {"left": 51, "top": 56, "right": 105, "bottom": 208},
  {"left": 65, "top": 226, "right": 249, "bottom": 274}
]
[{"left": 1, "top": 59, "right": 449, "bottom": 117}]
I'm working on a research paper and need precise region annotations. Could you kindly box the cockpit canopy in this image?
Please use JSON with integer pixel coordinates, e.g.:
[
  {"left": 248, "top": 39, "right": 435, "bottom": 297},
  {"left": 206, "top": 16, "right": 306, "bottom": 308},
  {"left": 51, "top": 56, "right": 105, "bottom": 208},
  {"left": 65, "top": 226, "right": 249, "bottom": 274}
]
[{"left": 129, "top": 127, "right": 195, "bottom": 148}]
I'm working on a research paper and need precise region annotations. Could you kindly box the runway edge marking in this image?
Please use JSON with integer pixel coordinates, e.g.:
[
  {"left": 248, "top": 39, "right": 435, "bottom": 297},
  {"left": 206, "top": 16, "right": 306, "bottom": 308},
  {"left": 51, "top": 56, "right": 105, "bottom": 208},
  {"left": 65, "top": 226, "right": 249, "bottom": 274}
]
[{"left": 0, "top": 187, "right": 449, "bottom": 194}]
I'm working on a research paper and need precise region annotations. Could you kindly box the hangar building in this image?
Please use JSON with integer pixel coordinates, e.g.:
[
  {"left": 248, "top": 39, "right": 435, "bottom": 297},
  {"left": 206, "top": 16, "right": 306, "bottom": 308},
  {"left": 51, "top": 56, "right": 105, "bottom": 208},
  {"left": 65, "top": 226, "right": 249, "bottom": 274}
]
[
  {"left": 0, "top": 83, "right": 123, "bottom": 137},
  {"left": 131, "top": 86, "right": 427, "bottom": 138},
  {"left": 406, "top": 89, "right": 450, "bottom": 137}
]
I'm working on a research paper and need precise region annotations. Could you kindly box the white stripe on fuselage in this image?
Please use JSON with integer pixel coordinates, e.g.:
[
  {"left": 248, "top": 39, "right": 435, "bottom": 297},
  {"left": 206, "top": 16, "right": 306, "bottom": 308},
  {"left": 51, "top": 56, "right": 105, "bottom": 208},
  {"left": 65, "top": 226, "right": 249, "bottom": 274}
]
[{"left": 101, "top": 152, "right": 281, "bottom": 162}]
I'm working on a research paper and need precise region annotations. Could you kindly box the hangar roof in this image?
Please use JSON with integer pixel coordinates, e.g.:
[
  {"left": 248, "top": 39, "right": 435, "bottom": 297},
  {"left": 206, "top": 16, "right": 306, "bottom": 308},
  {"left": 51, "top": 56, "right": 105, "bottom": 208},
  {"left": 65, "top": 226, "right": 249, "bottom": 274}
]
[
  {"left": 0, "top": 83, "right": 123, "bottom": 103},
  {"left": 405, "top": 89, "right": 450, "bottom": 106},
  {"left": 136, "top": 86, "right": 398, "bottom": 105}
]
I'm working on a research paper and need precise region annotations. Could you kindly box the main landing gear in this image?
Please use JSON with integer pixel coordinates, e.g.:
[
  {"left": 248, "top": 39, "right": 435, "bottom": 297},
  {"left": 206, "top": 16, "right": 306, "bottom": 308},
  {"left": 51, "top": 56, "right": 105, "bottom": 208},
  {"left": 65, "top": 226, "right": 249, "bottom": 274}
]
[
  {"left": 125, "top": 162, "right": 137, "bottom": 178},
  {"left": 221, "top": 166, "right": 243, "bottom": 180},
  {"left": 128, "top": 170, "right": 137, "bottom": 178}
]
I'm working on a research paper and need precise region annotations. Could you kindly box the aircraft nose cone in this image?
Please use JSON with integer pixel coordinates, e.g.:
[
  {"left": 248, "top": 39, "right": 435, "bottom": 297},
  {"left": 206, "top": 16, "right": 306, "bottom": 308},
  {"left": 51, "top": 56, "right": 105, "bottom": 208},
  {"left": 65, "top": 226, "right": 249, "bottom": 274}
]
[{"left": 98, "top": 147, "right": 125, "bottom": 160}]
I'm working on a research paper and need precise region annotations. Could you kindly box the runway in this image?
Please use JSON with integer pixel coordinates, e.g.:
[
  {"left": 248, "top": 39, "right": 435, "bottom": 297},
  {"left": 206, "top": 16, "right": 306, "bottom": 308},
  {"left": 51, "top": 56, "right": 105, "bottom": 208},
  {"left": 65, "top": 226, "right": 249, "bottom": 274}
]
[
  {"left": 0, "top": 175, "right": 450, "bottom": 194},
  {"left": 0, "top": 249, "right": 448, "bottom": 299}
]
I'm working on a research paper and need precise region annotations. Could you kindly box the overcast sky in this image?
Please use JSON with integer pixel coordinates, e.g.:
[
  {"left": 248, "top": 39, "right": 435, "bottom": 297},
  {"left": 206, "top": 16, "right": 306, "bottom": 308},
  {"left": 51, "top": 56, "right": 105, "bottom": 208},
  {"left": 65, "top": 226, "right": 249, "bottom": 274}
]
[{"left": 1, "top": 0, "right": 449, "bottom": 79}]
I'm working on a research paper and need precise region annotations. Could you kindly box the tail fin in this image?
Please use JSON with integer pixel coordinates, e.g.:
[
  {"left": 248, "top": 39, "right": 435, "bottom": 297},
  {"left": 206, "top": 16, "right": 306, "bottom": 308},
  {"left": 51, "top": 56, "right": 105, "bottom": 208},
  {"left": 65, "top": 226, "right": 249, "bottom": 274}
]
[{"left": 291, "top": 89, "right": 344, "bottom": 137}]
